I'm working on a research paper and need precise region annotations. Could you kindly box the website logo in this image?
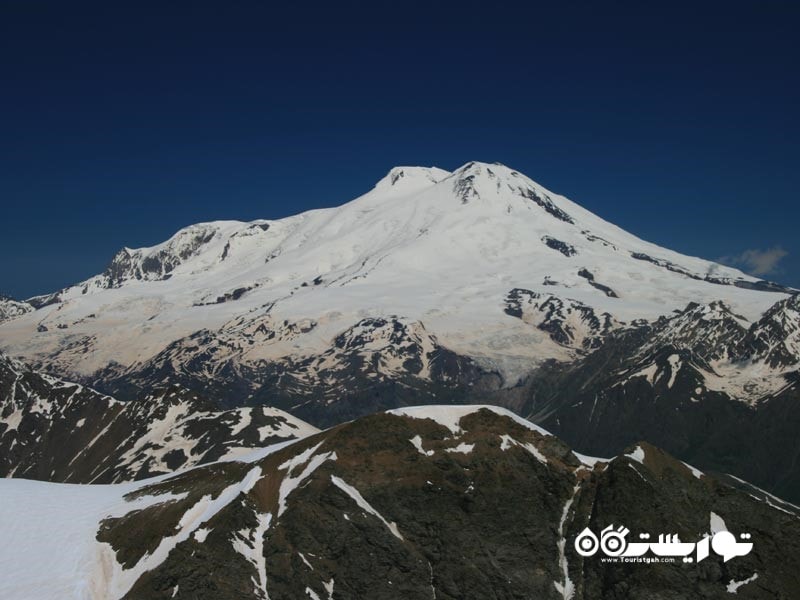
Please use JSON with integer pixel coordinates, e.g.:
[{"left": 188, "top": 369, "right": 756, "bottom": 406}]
[{"left": 574, "top": 525, "right": 753, "bottom": 563}]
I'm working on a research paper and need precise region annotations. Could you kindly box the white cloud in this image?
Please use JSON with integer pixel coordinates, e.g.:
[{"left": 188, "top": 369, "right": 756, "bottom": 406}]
[{"left": 719, "top": 247, "right": 788, "bottom": 277}]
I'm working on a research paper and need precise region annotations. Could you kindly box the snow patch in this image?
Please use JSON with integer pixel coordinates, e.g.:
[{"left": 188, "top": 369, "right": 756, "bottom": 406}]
[
  {"left": 572, "top": 451, "right": 608, "bottom": 468},
  {"left": 232, "top": 512, "right": 272, "bottom": 599},
  {"left": 627, "top": 463, "right": 648, "bottom": 482},
  {"left": 445, "top": 442, "right": 475, "bottom": 454},
  {"left": 278, "top": 442, "right": 337, "bottom": 517},
  {"left": 727, "top": 573, "right": 758, "bottom": 593},
  {"left": 554, "top": 483, "right": 580, "bottom": 599},
  {"left": 388, "top": 405, "right": 551, "bottom": 437},
  {"left": 298, "top": 552, "right": 314, "bottom": 570},
  {"left": 409, "top": 435, "right": 434, "bottom": 456},
  {"left": 323, "top": 578, "right": 334, "bottom": 599},
  {"left": 498, "top": 434, "right": 547, "bottom": 464},
  {"left": 710, "top": 512, "right": 727, "bottom": 534},
  {"left": 682, "top": 461, "right": 704, "bottom": 479},
  {"left": 228, "top": 409, "right": 252, "bottom": 436},
  {"left": 666, "top": 354, "right": 681, "bottom": 388},
  {"left": 626, "top": 446, "right": 645, "bottom": 463},
  {"left": 306, "top": 587, "right": 322, "bottom": 600},
  {"left": 331, "top": 475, "right": 403, "bottom": 540}
]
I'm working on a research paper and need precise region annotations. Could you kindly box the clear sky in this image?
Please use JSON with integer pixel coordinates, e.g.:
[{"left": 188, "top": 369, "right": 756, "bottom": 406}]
[{"left": 1, "top": 1, "right": 798, "bottom": 299}]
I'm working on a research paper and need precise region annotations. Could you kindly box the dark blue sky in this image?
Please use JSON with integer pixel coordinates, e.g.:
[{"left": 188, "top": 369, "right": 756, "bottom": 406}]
[{"left": 1, "top": 1, "right": 798, "bottom": 299}]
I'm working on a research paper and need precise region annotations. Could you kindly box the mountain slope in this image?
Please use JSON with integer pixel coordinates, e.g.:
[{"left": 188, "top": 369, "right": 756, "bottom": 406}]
[
  {"left": 0, "top": 161, "right": 792, "bottom": 424},
  {"left": 0, "top": 352, "right": 317, "bottom": 483},
  {"left": 517, "top": 294, "right": 800, "bottom": 501},
  {"left": 93, "top": 315, "right": 504, "bottom": 426},
  {"left": 1, "top": 406, "right": 797, "bottom": 600}
]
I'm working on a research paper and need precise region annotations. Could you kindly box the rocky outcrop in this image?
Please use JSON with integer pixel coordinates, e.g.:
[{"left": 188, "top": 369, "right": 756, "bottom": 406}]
[{"left": 4, "top": 406, "right": 795, "bottom": 599}]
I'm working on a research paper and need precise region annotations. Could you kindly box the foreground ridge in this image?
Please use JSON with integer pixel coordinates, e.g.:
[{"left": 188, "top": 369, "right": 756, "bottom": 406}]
[{"left": 0, "top": 405, "right": 797, "bottom": 599}]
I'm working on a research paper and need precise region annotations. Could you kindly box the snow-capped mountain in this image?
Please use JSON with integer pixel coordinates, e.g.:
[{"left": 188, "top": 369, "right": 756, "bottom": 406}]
[
  {"left": 0, "top": 162, "right": 793, "bottom": 420},
  {"left": 0, "top": 352, "right": 317, "bottom": 483},
  {"left": 3, "top": 161, "right": 800, "bottom": 504},
  {"left": 1, "top": 406, "right": 797, "bottom": 600}
]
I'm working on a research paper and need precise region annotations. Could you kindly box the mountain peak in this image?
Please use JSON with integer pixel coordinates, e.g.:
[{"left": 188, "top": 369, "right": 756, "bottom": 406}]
[
  {"left": 449, "top": 161, "right": 521, "bottom": 186},
  {"left": 449, "top": 160, "right": 539, "bottom": 183},
  {"left": 451, "top": 160, "right": 513, "bottom": 172},
  {"left": 374, "top": 166, "right": 450, "bottom": 193},
  {"left": 374, "top": 161, "right": 534, "bottom": 198}
]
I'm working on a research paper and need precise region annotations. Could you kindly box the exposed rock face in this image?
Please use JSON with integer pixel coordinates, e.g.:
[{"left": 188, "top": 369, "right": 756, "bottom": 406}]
[
  {"left": 736, "top": 293, "right": 800, "bottom": 369},
  {"left": 519, "top": 295, "right": 800, "bottom": 502},
  {"left": 102, "top": 225, "right": 219, "bottom": 288},
  {"left": 504, "top": 288, "right": 618, "bottom": 351},
  {"left": 94, "top": 316, "right": 502, "bottom": 428},
  {"left": 0, "top": 352, "right": 317, "bottom": 483},
  {"left": 542, "top": 235, "right": 577, "bottom": 257},
  {"left": 2, "top": 407, "right": 797, "bottom": 599},
  {"left": 0, "top": 295, "right": 33, "bottom": 322}
]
